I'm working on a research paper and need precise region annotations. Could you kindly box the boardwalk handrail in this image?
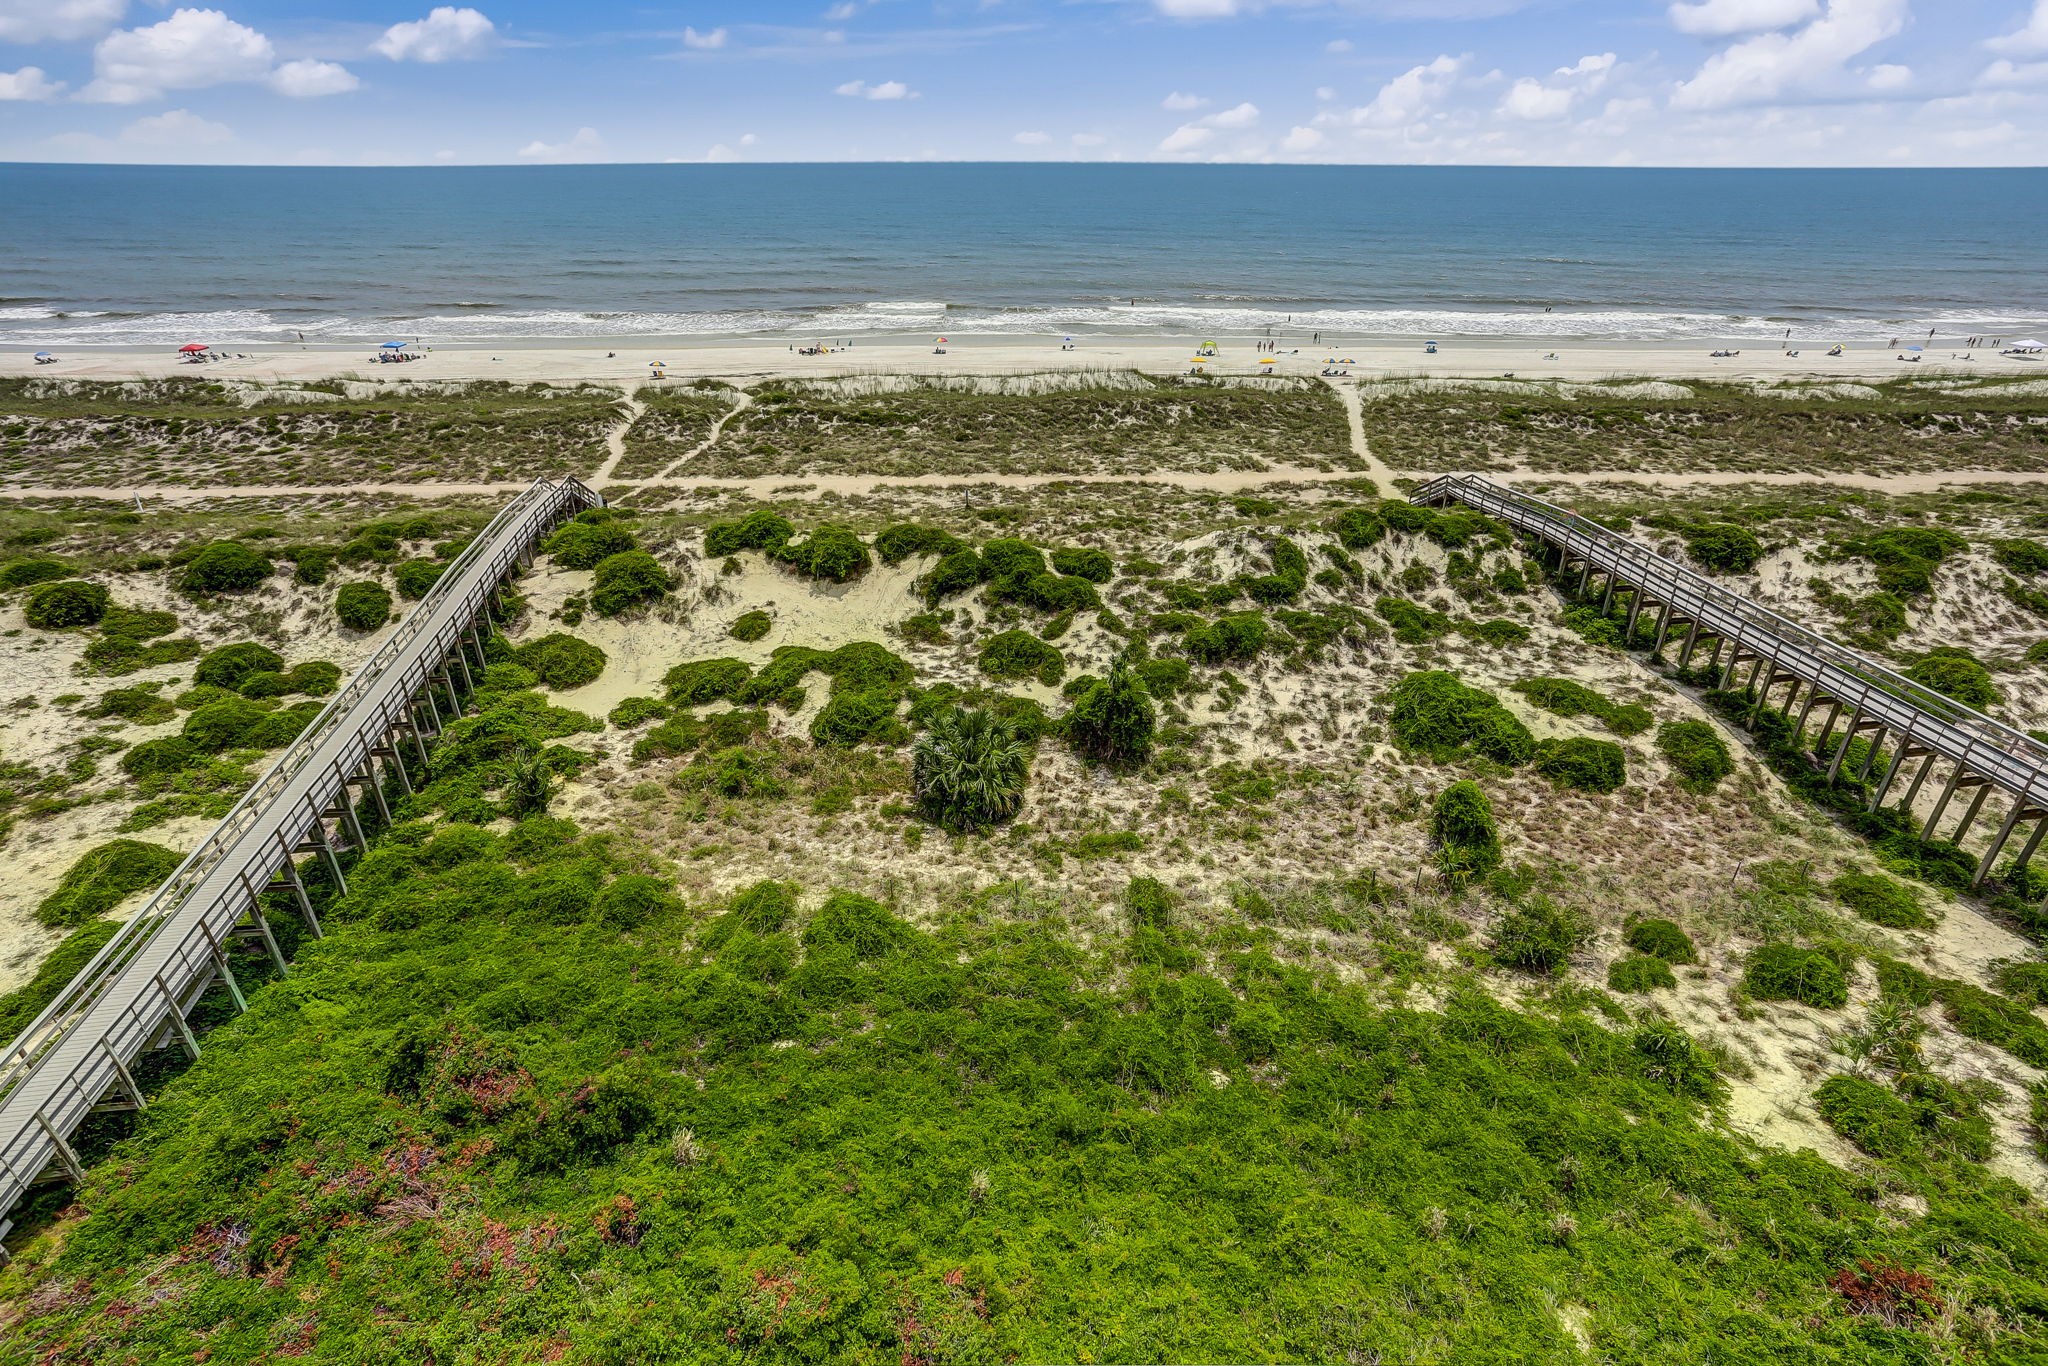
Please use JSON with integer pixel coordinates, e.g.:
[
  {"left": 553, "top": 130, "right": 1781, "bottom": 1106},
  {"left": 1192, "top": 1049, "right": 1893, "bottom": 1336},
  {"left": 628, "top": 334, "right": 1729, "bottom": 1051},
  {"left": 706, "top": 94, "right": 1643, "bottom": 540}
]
[
  {"left": 0, "top": 475, "right": 601, "bottom": 1216},
  {"left": 1413, "top": 474, "right": 2048, "bottom": 814}
]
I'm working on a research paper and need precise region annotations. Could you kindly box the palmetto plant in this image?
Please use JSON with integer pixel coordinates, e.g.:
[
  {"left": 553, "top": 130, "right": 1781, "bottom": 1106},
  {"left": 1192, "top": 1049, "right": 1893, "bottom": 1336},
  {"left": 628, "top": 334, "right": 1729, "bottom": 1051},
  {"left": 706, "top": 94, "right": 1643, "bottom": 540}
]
[
  {"left": 504, "top": 743, "right": 555, "bottom": 818},
  {"left": 912, "top": 706, "right": 1030, "bottom": 831}
]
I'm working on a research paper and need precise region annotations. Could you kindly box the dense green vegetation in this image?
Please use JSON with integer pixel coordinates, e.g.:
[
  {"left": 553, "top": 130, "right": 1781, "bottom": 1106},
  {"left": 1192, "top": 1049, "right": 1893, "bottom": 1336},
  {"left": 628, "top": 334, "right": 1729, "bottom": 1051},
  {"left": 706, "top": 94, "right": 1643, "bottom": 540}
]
[
  {"left": 1386, "top": 671, "right": 1533, "bottom": 765},
  {"left": 513, "top": 633, "right": 608, "bottom": 690},
  {"left": 910, "top": 706, "right": 1031, "bottom": 831},
  {"left": 1656, "top": 719, "right": 1735, "bottom": 792},
  {"left": 1509, "top": 677, "right": 1652, "bottom": 736},
  {"left": 35, "top": 839, "right": 180, "bottom": 927},
  {"left": 1429, "top": 780, "right": 1500, "bottom": 886}
]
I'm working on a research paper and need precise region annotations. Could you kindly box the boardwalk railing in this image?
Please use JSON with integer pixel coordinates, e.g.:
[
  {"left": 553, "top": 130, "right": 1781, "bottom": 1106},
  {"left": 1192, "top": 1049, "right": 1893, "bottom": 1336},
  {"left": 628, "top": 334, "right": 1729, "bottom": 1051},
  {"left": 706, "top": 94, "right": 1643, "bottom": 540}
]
[
  {"left": 1414, "top": 474, "right": 2048, "bottom": 886},
  {"left": 0, "top": 475, "right": 603, "bottom": 1232}
]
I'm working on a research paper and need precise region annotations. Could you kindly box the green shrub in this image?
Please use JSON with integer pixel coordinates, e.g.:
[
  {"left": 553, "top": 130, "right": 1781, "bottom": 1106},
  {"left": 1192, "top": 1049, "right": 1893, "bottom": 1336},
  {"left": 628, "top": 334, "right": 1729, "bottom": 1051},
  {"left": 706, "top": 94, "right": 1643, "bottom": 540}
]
[
  {"left": 194, "top": 642, "right": 285, "bottom": 690},
  {"left": 35, "top": 839, "right": 181, "bottom": 927},
  {"left": 1683, "top": 523, "right": 1765, "bottom": 574},
  {"left": 803, "top": 891, "right": 912, "bottom": 960},
  {"left": 238, "top": 670, "right": 294, "bottom": 699},
  {"left": 921, "top": 549, "right": 987, "bottom": 603},
  {"left": 285, "top": 660, "right": 342, "bottom": 696},
  {"left": 333, "top": 581, "right": 392, "bottom": 631},
  {"left": 394, "top": 558, "right": 446, "bottom": 601},
  {"left": 1012, "top": 573, "right": 1102, "bottom": 614},
  {"left": 1838, "top": 526, "right": 1966, "bottom": 598},
  {"left": 1431, "top": 780, "right": 1501, "bottom": 886},
  {"left": 873, "top": 524, "right": 968, "bottom": 565},
  {"left": 244, "top": 704, "right": 317, "bottom": 749},
  {"left": 1051, "top": 547, "right": 1114, "bottom": 583},
  {"left": 1657, "top": 720, "right": 1734, "bottom": 791},
  {"left": 1375, "top": 597, "right": 1453, "bottom": 644},
  {"left": 978, "top": 630, "right": 1064, "bottom": 685},
  {"left": 182, "top": 696, "right": 270, "bottom": 751},
  {"left": 120, "top": 735, "right": 199, "bottom": 776},
  {"left": 1510, "top": 677, "right": 1651, "bottom": 736},
  {"left": 1126, "top": 875, "right": 1173, "bottom": 930},
  {"left": 1934, "top": 981, "right": 2048, "bottom": 1067},
  {"left": 664, "top": 657, "right": 752, "bottom": 705},
  {"left": 704, "top": 510, "right": 794, "bottom": 557},
  {"left": 1386, "top": 671, "right": 1533, "bottom": 765},
  {"left": 1743, "top": 943, "right": 1848, "bottom": 1009},
  {"left": 1182, "top": 612, "right": 1267, "bottom": 664},
  {"left": 178, "top": 541, "right": 271, "bottom": 594},
  {"left": 1830, "top": 872, "right": 1932, "bottom": 929},
  {"left": 514, "top": 633, "right": 607, "bottom": 690},
  {"left": 544, "top": 518, "right": 638, "bottom": 570},
  {"left": 24, "top": 580, "right": 109, "bottom": 629},
  {"left": 981, "top": 538, "right": 1046, "bottom": 580},
  {"left": 608, "top": 695, "right": 669, "bottom": 728},
  {"left": 88, "top": 685, "right": 176, "bottom": 724},
  {"left": 0, "top": 557, "right": 69, "bottom": 589},
  {"left": 912, "top": 707, "right": 1031, "bottom": 830},
  {"left": 1491, "top": 898, "right": 1591, "bottom": 975},
  {"left": 1905, "top": 648, "right": 1996, "bottom": 710},
  {"left": 1063, "top": 655, "right": 1156, "bottom": 768},
  {"left": 810, "top": 691, "right": 906, "bottom": 748},
  {"left": 1991, "top": 960, "right": 2048, "bottom": 1007},
  {"left": 1992, "top": 538, "right": 2048, "bottom": 576},
  {"left": 730, "top": 610, "right": 771, "bottom": 642},
  {"left": 1463, "top": 619, "right": 1530, "bottom": 646},
  {"left": 773, "top": 526, "right": 872, "bottom": 583},
  {"left": 1813, "top": 1075, "right": 1918, "bottom": 1157},
  {"left": 590, "top": 550, "right": 673, "bottom": 616},
  {"left": 1624, "top": 918, "right": 1697, "bottom": 964},
  {"left": 1331, "top": 505, "right": 1386, "bottom": 551},
  {"left": 98, "top": 607, "right": 178, "bottom": 640},
  {"left": 1608, "top": 956, "right": 1677, "bottom": 993},
  {"left": 1136, "top": 658, "right": 1191, "bottom": 698},
  {"left": 1533, "top": 737, "right": 1627, "bottom": 793}
]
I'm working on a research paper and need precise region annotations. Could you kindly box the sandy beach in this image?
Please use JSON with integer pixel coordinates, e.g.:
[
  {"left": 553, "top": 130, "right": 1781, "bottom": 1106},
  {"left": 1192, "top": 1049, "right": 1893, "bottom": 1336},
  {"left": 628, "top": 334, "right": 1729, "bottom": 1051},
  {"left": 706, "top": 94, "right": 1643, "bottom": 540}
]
[{"left": 4, "top": 332, "right": 2038, "bottom": 388}]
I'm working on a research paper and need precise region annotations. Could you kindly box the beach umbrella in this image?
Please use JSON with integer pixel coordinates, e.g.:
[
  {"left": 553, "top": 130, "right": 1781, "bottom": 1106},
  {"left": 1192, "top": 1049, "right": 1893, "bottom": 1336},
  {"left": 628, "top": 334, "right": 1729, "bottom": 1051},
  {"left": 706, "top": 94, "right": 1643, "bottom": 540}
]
[
  {"left": 2011, "top": 339, "right": 2045, "bottom": 348},
  {"left": 1259, "top": 357, "right": 1277, "bottom": 365},
  {"left": 178, "top": 343, "right": 208, "bottom": 353},
  {"left": 1906, "top": 346, "right": 1923, "bottom": 352},
  {"left": 380, "top": 340, "right": 409, "bottom": 349},
  {"left": 33, "top": 351, "right": 51, "bottom": 358}
]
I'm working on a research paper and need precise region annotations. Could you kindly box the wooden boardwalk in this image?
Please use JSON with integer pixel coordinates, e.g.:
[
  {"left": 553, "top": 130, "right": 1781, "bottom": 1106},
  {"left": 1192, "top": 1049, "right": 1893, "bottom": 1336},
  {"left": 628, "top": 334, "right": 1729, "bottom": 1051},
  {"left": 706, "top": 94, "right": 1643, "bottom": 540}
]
[
  {"left": 1415, "top": 474, "right": 2048, "bottom": 890},
  {"left": 0, "top": 476, "right": 603, "bottom": 1242}
]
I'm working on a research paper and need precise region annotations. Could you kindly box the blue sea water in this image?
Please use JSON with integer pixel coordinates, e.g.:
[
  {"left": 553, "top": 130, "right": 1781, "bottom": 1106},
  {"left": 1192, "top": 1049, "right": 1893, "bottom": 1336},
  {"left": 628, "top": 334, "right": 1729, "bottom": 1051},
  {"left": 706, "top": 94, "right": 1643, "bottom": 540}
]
[{"left": 2, "top": 162, "right": 2045, "bottom": 347}]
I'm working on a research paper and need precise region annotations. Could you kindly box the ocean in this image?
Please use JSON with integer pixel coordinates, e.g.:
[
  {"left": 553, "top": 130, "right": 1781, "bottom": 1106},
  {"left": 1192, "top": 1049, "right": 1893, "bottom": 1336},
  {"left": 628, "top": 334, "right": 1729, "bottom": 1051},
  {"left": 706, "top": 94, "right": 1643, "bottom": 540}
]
[{"left": 3, "top": 162, "right": 2045, "bottom": 348}]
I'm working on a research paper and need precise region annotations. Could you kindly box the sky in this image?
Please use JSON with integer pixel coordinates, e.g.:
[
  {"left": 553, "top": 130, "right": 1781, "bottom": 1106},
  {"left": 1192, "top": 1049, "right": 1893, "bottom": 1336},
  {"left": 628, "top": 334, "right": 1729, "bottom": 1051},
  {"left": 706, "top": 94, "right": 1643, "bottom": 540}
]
[{"left": 0, "top": 0, "right": 2044, "bottom": 167}]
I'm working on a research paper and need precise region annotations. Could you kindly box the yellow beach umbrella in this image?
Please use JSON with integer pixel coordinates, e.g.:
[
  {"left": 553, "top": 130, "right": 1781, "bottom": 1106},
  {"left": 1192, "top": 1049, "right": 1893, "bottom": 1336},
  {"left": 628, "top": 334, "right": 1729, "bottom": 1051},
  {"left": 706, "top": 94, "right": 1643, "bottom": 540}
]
[{"left": 1258, "top": 357, "right": 1277, "bottom": 364}]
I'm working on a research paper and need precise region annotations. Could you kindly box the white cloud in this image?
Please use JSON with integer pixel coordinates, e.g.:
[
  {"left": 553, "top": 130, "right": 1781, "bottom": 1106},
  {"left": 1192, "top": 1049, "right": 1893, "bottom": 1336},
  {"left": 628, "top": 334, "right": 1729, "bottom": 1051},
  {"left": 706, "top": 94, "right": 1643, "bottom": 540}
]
[
  {"left": 1153, "top": 0, "right": 1239, "bottom": 15},
  {"left": 1071, "top": 131, "right": 1107, "bottom": 146},
  {"left": 1315, "top": 85, "right": 1335, "bottom": 99},
  {"left": 0, "top": 0, "right": 124, "bottom": 44},
  {"left": 1203, "top": 100, "right": 1259, "bottom": 127},
  {"left": 682, "top": 26, "right": 728, "bottom": 50},
  {"left": 1980, "top": 57, "right": 2048, "bottom": 86},
  {"left": 1281, "top": 124, "right": 1324, "bottom": 151},
  {"left": 1500, "top": 77, "right": 1574, "bottom": 119},
  {"left": 374, "top": 7, "right": 497, "bottom": 63},
  {"left": 84, "top": 9, "right": 278, "bottom": 103},
  {"left": 1161, "top": 90, "right": 1207, "bottom": 110},
  {"left": 0, "top": 66, "right": 66, "bottom": 100},
  {"left": 1338, "top": 53, "right": 1464, "bottom": 126},
  {"left": 1326, "top": 38, "right": 1353, "bottom": 53},
  {"left": 1865, "top": 61, "right": 1910, "bottom": 88},
  {"left": 122, "top": 106, "right": 231, "bottom": 144},
  {"left": 1988, "top": 0, "right": 2048, "bottom": 57},
  {"left": 1013, "top": 130, "right": 1051, "bottom": 144},
  {"left": 268, "top": 58, "right": 359, "bottom": 98},
  {"left": 703, "top": 142, "right": 737, "bottom": 161},
  {"left": 824, "top": 2, "right": 860, "bottom": 18},
  {"left": 834, "top": 78, "right": 913, "bottom": 99},
  {"left": 1499, "top": 51, "right": 1614, "bottom": 120},
  {"left": 81, "top": 9, "right": 360, "bottom": 103},
  {"left": 1672, "top": 0, "right": 1908, "bottom": 109},
  {"left": 517, "top": 126, "right": 605, "bottom": 161},
  {"left": 1667, "top": 0, "right": 1819, "bottom": 36},
  {"left": 1157, "top": 123, "right": 1214, "bottom": 151},
  {"left": 740, "top": 132, "right": 757, "bottom": 146}
]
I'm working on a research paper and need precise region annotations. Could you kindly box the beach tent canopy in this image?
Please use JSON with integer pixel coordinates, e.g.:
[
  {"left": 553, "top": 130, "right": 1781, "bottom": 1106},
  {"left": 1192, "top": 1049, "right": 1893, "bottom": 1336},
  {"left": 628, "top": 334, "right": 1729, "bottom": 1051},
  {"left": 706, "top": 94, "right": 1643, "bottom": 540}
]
[
  {"left": 33, "top": 351, "right": 51, "bottom": 358},
  {"left": 2011, "top": 339, "right": 2045, "bottom": 348},
  {"left": 380, "top": 340, "right": 409, "bottom": 349},
  {"left": 178, "top": 343, "right": 208, "bottom": 352}
]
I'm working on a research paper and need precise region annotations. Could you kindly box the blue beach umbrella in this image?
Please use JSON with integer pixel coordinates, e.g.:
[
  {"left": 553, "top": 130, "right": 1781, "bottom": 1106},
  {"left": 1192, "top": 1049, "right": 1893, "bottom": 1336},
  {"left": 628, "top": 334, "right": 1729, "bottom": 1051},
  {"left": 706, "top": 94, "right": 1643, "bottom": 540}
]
[
  {"left": 380, "top": 340, "right": 409, "bottom": 349},
  {"left": 33, "top": 351, "right": 52, "bottom": 358},
  {"left": 1906, "top": 346, "right": 1923, "bottom": 353}
]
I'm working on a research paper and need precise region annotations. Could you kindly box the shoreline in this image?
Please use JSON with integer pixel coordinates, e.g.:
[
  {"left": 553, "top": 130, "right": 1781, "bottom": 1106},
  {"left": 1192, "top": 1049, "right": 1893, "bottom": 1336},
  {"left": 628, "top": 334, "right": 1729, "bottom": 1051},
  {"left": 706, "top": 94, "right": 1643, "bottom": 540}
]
[{"left": 3, "top": 332, "right": 2038, "bottom": 387}]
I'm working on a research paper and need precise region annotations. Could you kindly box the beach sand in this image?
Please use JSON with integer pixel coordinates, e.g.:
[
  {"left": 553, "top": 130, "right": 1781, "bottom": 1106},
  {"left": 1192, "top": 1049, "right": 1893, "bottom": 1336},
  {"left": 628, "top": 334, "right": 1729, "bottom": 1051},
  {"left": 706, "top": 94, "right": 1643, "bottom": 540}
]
[{"left": 2, "top": 332, "right": 2034, "bottom": 388}]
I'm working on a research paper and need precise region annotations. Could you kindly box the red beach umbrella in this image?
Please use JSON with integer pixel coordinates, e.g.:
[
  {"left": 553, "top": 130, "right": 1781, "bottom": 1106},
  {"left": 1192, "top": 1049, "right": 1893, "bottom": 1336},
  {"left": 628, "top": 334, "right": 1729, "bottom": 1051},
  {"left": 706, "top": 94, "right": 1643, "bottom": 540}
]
[{"left": 178, "top": 343, "right": 209, "bottom": 353}]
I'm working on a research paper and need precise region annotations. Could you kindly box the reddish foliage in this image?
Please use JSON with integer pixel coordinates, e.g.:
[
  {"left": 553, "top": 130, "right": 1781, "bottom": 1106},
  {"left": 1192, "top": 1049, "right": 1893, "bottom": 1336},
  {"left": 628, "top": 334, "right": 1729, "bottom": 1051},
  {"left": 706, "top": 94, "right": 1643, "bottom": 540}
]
[
  {"left": 593, "top": 1193, "right": 645, "bottom": 1247},
  {"left": 1830, "top": 1260, "right": 1943, "bottom": 1327},
  {"left": 177, "top": 1219, "right": 253, "bottom": 1276}
]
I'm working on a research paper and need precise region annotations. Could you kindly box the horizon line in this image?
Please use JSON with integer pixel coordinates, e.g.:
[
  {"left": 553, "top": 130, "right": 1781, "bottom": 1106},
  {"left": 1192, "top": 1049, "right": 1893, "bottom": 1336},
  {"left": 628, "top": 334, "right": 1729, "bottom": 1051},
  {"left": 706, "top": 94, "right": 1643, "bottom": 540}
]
[{"left": 3, "top": 159, "right": 2046, "bottom": 173}]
